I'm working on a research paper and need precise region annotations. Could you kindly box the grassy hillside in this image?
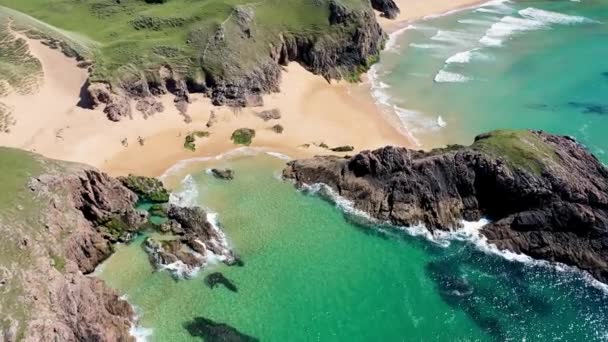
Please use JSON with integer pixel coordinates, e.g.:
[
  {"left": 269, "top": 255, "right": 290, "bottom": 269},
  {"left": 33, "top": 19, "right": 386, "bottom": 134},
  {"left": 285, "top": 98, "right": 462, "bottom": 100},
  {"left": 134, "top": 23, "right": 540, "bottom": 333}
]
[
  {"left": 0, "top": 148, "right": 49, "bottom": 338},
  {"left": 0, "top": 0, "right": 372, "bottom": 91}
]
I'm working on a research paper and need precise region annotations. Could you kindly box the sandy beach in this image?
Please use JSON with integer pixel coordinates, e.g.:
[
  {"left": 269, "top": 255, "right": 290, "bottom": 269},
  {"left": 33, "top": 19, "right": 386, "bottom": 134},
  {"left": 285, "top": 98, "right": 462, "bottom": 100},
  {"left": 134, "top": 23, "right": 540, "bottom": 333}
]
[{"left": 0, "top": 0, "right": 484, "bottom": 178}]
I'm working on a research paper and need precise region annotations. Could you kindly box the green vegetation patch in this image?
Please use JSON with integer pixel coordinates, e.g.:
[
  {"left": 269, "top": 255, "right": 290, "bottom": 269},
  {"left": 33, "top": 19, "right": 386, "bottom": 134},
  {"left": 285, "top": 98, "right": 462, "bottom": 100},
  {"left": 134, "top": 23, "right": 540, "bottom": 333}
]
[
  {"left": 184, "top": 131, "right": 210, "bottom": 151},
  {"left": 231, "top": 128, "right": 255, "bottom": 146},
  {"left": 118, "top": 174, "right": 170, "bottom": 203},
  {"left": 0, "top": 0, "right": 373, "bottom": 91},
  {"left": 472, "top": 130, "right": 558, "bottom": 175},
  {"left": 0, "top": 16, "right": 43, "bottom": 96}
]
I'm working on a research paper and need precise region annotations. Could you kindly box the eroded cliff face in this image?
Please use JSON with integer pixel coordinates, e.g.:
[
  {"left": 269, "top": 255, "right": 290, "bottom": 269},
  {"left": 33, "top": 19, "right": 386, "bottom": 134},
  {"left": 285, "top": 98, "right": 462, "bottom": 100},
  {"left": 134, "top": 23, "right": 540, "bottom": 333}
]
[
  {"left": 283, "top": 130, "right": 608, "bottom": 283},
  {"left": 87, "top": 0, "right": 389, "bottom": 119},
  {"left": 16, "top": 166, "right": 145, "bottom": 341}
]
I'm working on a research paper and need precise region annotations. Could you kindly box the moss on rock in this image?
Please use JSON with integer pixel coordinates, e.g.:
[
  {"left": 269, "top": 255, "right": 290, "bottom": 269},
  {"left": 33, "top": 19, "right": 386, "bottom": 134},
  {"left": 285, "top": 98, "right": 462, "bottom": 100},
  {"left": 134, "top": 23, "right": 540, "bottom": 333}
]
[{"left": 118, "top": 175, "right": 170, "bottom": 203}]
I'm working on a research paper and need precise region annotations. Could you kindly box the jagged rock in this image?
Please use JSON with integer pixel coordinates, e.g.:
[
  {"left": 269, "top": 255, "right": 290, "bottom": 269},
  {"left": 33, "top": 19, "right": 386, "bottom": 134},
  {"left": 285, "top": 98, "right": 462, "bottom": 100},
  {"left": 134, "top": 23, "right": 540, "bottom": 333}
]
[
  {"left": 284, "top": 130, "right": 608, "bottom": 283},
  {"left": 88, "top": 82, "right": 132, "bottom": 121},
  {"left": 135, "top": 97, "right": 164, "bottom": 118},
  {"left": 255, "top": 108, "right": 281, "bottom": 121},
  {"left": 141, "top": 206, "right": 237, "bottom": 277},
  {"left": 370, "top": 0, "right": 400, "bottom": 19},
  {"left": 10, "top": 155, "right": 148, "bottom": 341},
  {"left": 330, "top": 145, "right": 354, "bottom": 152},
  {"left": 143, "top": 237, "right": 203, "bottom": 278},
  {"left": 211, "top": 168, "right": 234, "bottom": 180}
]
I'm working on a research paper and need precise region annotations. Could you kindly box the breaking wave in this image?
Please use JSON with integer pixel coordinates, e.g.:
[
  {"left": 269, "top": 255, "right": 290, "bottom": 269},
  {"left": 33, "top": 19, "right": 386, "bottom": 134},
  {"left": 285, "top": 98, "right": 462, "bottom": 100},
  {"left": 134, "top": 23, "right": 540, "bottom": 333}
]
[
  {"left": 301, "top": 181, "right": 608, "bottom": 294},
  {"left": 434, "top": 70, "right": 471, "bottom": 83}
]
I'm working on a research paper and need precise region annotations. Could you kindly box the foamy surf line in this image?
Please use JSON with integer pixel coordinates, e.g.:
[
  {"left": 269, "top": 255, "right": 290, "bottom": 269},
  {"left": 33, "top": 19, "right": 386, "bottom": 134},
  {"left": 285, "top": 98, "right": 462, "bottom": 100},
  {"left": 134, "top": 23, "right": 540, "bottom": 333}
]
[
  {"left": 159, "top": 148, "right": 292, "bottom": 181},
  {"left": 301, "top": 181, "right": 608, "bottom": 294}
]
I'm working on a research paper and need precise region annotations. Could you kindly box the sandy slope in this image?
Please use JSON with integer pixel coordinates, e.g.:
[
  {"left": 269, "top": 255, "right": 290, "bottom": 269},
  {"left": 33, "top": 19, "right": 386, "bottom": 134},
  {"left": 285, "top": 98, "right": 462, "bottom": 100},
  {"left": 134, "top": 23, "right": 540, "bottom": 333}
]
[{"left": 0, "top": 0, "right": 483, "bottom": 177}]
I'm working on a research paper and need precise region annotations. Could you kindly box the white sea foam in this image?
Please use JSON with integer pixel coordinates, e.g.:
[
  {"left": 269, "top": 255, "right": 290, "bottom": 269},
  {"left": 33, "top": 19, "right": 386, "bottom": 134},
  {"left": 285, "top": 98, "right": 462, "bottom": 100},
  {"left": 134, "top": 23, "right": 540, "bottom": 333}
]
[
  {"left": 160, "top": 147, "right": 293, "bottom": 180},
  {"left": 265, "top": 151, "right": 292, "bottom": 161},
  {"left": 457, "top": 18, "right": 496, "bottom": 26},
  {"left": 431, "top": 30, "right": 476, "bottom": 44},
  {"left": 479, "top": 15, "right": 547, "bottom": 47},
  {"left": 130, "top": 325, "right": 153, "bottom": 342},
  {"left": 474, "top": 0, "right": 514, "bottom": 15},
  {"left": 519, "top": 7, "right": 596, "bottom": 25},
  {"left": 445, "top": 49, "right": 492, "bottom": 64},
  {"left": 409, "top": 43, "right": 446, "bottom": 49},
  {"left": 436, "top": 116, "right": 447, "bottom": 128},
  {"left": 434, "top": 70, "right": 471, "bottom": 83},
  {"left": 169, "top": 174, "right": 199, "bottom": 207},
  {"left": 385, "top": 24, "right": 417, "bottom": 51},
  {"left": 300, "top": 179, "right": 608, "bottom": 293}
]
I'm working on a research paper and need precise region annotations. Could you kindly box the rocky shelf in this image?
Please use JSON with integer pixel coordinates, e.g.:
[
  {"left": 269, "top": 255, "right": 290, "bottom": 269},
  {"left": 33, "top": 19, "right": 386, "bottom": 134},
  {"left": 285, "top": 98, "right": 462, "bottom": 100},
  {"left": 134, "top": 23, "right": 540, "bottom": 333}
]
[{"left": 284, "top": 130, "right": 608, "bottom": 283}]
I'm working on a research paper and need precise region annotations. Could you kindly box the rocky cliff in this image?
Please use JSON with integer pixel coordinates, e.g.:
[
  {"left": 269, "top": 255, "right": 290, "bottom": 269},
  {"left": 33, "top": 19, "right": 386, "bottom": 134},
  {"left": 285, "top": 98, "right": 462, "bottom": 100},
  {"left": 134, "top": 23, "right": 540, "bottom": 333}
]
[
  {"left": 84, "top": 0, "right": 390, "bottom": 120},
  {"left": 0, "top": 148, "right": 236, "bottom": 340},
  {"left": 283, "top": 130, "right": 608, "bottom": 283}
]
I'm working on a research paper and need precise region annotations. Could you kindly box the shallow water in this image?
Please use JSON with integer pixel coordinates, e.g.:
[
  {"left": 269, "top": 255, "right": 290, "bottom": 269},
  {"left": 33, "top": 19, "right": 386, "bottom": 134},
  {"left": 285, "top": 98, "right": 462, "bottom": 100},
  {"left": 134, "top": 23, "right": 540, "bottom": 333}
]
[
  {"left": 100, "top": 154, "right": 608, "bottom": 341},
  {"left": 371, "top": 0, "right": 608, "bottom": 159}
]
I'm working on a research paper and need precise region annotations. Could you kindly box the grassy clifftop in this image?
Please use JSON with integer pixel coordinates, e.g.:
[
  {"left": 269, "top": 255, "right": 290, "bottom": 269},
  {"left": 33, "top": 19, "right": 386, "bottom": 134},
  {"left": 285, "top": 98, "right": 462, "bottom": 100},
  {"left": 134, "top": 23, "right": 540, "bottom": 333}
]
[{"left": 0, "top": 0, "right": 383, "bottom": 110}]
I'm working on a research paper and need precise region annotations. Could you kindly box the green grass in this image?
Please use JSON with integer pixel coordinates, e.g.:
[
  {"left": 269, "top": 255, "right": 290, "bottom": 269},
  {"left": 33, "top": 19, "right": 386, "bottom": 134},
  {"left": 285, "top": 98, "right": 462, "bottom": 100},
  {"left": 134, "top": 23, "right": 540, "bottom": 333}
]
[
  {"left": 0, "top": 0, "right": 371, "bottom": 90},
  {"left": 0, "top": 15, "right": 43, "bottom": 96},
  {"left": 231, "top": 128, "right": 255, "bottom": 145},
  {"left": 471, "top": 130, "right": 558, "bottom": 175},
  {"left": 0, "top": 148, "right": 47, "bottom": 339}
]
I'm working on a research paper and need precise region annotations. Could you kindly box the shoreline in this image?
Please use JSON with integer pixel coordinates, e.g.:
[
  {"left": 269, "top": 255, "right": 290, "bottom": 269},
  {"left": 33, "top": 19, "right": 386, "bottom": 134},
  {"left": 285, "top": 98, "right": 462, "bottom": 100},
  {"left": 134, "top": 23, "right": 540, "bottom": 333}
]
[{"left": 0, "top": 0, "right": 488, "bottom": 178}]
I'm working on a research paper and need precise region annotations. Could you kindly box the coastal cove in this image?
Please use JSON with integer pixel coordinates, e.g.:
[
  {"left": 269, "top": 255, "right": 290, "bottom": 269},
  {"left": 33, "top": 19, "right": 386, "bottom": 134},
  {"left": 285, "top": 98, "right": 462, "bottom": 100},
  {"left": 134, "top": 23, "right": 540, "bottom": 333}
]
[
  {"left": 0, "top": 0, "right": 607, "bottom": 340},
  {"left": 99, "top": 152, "right": 608, "bottom": 341}
]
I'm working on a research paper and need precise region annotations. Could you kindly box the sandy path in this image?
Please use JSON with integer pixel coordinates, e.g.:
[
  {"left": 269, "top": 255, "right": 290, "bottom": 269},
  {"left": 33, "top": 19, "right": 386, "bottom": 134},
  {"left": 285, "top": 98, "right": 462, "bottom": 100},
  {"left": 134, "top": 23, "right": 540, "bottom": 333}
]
[{"left": 0, "top": 0, "right": 486, "bottom": 177}]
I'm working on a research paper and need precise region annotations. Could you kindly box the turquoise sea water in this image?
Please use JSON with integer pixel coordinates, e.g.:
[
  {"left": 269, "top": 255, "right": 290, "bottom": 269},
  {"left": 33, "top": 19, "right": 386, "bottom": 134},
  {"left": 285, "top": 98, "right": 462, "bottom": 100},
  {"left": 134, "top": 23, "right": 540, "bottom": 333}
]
[
  {"left": 371, "top": 0, "right": 608, "bottom": 159},
  {"left": 100, "top": 154, "right": 608, "bottom": 341}
]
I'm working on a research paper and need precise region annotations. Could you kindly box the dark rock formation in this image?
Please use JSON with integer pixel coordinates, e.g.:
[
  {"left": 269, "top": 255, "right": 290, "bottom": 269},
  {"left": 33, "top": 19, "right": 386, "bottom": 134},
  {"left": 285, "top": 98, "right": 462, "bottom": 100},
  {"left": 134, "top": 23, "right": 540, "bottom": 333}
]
[
  {"left": 205, "top": 272, "right": 238, "bottom": 292},
  {"left": 18, "top": 162, "right": 150, "bottom": 340},
  {"left": 184, "top": 317, "right": 259, "bottom": 342},
  {"left": 255, "top": 108, "right": 281, "bottom": 121},
  {"left": 142, "top": 206, "right": 237, "bottom": 277},
  {"left": 284, "top": 130, "right": 608, "bottom": 283},
  {"left": 211, "top": 168, "right": 235, "bottom": 180},
  {"left": 371, "top": 0, "right": 400, "bottom": 19},
  {"left": 87, "top": 0, "right": 391, "bottom": 114}
]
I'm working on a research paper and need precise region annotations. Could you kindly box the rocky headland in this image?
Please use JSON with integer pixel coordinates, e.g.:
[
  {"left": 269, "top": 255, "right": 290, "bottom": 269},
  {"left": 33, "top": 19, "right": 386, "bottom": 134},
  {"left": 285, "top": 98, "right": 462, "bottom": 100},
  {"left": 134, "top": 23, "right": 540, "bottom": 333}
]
[
  {"left": 1, "top": 0, "right": 398, "bottom": 122},
  {"left": 284, "top": 130, "right": 608, "bottom": 283},
  {"left": 0, "top": 147, "right": 236, "bottom": 340}
]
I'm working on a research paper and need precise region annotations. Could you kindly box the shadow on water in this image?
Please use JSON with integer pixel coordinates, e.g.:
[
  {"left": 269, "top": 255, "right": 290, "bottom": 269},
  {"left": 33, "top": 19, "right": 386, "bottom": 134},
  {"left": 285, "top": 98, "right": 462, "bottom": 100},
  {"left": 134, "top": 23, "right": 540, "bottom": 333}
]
[
  {"left": 426, "top": 246, "right": 554, "bottom": 341},
  {"left": 184, "top": 317, "right": 259, "bottom": 342}
]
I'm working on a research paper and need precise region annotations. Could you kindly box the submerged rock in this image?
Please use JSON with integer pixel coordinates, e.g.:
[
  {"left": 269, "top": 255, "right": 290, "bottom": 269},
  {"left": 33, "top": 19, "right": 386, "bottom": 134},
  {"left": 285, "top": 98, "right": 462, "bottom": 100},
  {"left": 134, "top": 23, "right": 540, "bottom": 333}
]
[
  {"left": 211, "top": 168, "right": 235, "bottom": 180},
  {"left": 184, "top": 317, "right": 259, "bottom": 342},
  {"left": 284, "top": 130, "right": 608, "bottom": 283},
  {"left": 205, "top": 272, "right": 238, "bottom": 292}
]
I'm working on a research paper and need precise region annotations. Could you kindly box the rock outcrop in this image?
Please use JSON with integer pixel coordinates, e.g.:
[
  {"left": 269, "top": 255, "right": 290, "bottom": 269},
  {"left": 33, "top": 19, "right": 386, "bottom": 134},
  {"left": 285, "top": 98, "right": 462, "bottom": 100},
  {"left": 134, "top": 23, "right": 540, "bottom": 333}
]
[
  {"left": 86, "top": 0, "right": 390, "bottom": 116},
  {"left": 284, "top": 130, "right": 608, "bottom": 283},
  {"left": 371, "top": 0, "right": 400, "bottom": 19},
  {"left": 211, "top": 168, "right": 235, "bottom": 180},
  {"left": 143, "top": 206, "right": 237, "bottom": 278},
  {"left": 4, "top": 159, "right": 151, "bottom": 340}
]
